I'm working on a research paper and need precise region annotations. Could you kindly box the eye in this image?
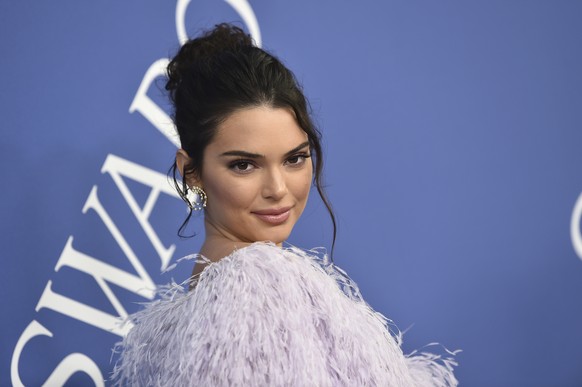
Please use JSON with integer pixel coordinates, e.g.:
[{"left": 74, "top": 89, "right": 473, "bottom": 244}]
[
  {"left": 285, "top": 153, "right": 311, "bottom": 167},
  {"left": 229, "top": 160, "right": 256, "bottom": 174}
]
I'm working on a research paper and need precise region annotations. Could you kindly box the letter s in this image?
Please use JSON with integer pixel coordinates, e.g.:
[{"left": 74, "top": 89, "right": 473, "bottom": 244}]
[{"left": 11, "top": 320, "right": 104, "bottom": 387}]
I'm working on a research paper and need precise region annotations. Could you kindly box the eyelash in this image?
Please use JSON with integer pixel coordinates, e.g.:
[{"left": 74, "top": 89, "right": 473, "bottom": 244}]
[
  {"left": 286, "top": 153, "right": 311, "bottom": 166},
  {"left": 228, "top": 153, "right": 311, "bottom": 174}
]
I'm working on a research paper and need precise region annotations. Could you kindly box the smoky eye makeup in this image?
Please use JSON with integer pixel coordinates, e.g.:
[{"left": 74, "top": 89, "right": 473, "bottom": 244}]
[
  {"left": 227, "top": 158, "right": 257, "bottom": 174},
  {"left": 285, "top": 152, "right": 311, "bottom": 167}
]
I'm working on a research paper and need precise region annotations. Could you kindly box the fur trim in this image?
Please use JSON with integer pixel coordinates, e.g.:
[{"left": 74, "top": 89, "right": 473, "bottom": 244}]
[{"left": 112, "top": 243, "right": 458, "bottom": 386}]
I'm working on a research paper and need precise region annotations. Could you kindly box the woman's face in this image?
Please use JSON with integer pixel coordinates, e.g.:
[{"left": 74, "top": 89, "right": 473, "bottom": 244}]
[{"left": 193, "top": 106, "right": 313, "bottom": 245}]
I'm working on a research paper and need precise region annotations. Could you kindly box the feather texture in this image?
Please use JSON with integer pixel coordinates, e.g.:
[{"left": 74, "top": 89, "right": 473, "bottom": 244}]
[{"left": 112, "top": 243, "right": 458, "bottom": 386}]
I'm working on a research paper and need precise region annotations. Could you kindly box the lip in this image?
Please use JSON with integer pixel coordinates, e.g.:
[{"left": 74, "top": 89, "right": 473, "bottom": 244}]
[{"left": 252, "top": 206, "right": 292, "bottom": 225}]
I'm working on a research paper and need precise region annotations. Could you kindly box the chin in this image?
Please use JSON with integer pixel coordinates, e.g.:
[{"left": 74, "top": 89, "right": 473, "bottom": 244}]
[{"left": 253, "top": 228, "right": 292, "bottom": 245}]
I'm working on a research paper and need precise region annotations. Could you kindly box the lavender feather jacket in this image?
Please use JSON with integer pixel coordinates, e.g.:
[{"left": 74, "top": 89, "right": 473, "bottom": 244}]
[{"left": 112, "top": 243, "right": 458, "bottom": 386}]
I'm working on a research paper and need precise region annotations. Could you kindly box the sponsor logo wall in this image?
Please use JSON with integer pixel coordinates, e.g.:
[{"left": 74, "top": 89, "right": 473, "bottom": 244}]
[{"left": 2, "top": 1, "right": 582, "bottom": 385}]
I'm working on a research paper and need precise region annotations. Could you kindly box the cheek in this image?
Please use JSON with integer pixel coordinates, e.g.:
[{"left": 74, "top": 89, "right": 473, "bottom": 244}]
[
  {"left": 292, "top": 169, "right": 313, "bottom": 203},
  {"left": 205, "top": 177, "right": 255, "bottom": 215}
]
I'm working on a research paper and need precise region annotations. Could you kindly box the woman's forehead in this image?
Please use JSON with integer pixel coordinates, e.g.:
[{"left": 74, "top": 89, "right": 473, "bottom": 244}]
[{"left": 209, "top": 106, "right": 308, "bottom": 153}]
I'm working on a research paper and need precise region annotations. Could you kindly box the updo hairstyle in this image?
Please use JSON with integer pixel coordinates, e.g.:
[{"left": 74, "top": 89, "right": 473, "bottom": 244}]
[{"left": 167, "top": 23, "right": 336, "bottom": 248}]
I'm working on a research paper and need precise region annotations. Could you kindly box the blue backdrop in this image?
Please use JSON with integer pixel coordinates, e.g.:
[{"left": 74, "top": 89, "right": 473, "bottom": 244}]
[{"left": 2, "top": 1, "right": 582, "bottom": 385}]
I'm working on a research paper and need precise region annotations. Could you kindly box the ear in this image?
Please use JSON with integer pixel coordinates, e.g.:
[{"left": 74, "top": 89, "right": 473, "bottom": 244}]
[{"left": 176, "top": 149, "right": 201, "bottom": 188}]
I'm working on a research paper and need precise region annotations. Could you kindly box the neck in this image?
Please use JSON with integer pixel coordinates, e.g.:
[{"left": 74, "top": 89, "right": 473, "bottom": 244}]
[
  {"left": 190, "top": 217, "right": 285, "bottom": 283},
  {"left": 199, "top": 235, "right": 252, "bottom": 263},
  {"left": 199, "top": 218, "right": 254, "bottom": 262},
  {"left": 190, "top": 220, "right": 253, "bottom": 282}
]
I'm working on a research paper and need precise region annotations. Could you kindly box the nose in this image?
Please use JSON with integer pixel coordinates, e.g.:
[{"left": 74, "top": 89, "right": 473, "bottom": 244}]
[{"left": 262, "top": 167, "right": 287, "bottom": 201}]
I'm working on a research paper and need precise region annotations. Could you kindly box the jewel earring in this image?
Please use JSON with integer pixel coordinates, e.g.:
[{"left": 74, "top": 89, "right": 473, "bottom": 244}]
[{"left": 186, "top": 186, "right": 207, "bottom": 211}]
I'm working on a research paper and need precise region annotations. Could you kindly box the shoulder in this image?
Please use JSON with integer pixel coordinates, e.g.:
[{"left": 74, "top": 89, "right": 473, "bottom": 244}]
[
  {"left": 196, "top": 242, "right": 330, "bottom": 294},
  {"left": 113, "top": 242, "right": 459, "bottom": 386},
  {"left": 200, "top": 242, "right": 327, "bottom": 278}
]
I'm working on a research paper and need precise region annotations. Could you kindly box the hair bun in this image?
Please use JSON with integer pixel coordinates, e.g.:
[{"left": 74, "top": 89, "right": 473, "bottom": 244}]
[
  {"left": 166, "top": 24, "right": 253, "bottom": 92},
  {"left": 199, "top": 23, "right": 254, "bottom": 52}
]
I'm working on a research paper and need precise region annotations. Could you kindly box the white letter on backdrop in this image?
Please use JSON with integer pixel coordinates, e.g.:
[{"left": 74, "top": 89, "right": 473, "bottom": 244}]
[
  {"left": 11, "top": 320, "right": 104, "bottom": 387},
  {"left": 36, "top": 279, "right": 133, "bottom": 337},
  {"left": 101, "top": 154, "right": 180, "bottom": 270},
  {"left": 129, "top": 58, "right": 177, "bottom": 147},
  {"left": 175, "top": 0, "right": 261, "bottom": 47},
  {"left": 570, "top": 192, "right": 582, "bottom": 261},
  {"left": 34, "top": 233, "right": 157, "bottom": 336},
  {"left": 84, "top": 184, "right": 158, "bottom": 288},
  {"left": 175, "top": 0, "right": 191, "bottom": 45},
  {"left": 42, "top": 353, "right": 104, "bottom": 387}
]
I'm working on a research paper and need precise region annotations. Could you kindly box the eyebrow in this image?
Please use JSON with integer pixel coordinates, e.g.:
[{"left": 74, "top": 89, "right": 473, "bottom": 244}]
[{"left": 220, "top": 141, "right": 310, "bottom": 158}]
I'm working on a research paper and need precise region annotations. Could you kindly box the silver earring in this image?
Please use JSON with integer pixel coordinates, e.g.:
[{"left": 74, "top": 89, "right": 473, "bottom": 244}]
[{"left": 186, "top": 186, "right": 207, "bottom": 211}]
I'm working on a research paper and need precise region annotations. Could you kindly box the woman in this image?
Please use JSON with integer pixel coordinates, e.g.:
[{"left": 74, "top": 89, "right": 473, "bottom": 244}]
[{"left": 112, "top": 24, "right": 458, "bottom": 386}]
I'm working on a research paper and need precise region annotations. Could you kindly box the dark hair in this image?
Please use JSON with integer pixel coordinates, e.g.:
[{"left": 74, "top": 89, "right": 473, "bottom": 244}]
[{"left": 167, "top": 23, "right": 336, "bottom": 251}]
